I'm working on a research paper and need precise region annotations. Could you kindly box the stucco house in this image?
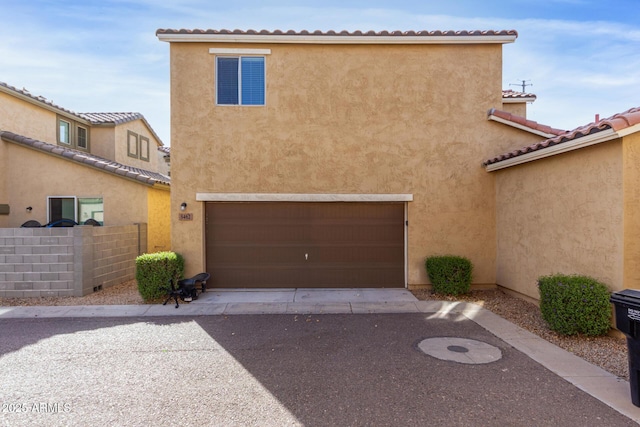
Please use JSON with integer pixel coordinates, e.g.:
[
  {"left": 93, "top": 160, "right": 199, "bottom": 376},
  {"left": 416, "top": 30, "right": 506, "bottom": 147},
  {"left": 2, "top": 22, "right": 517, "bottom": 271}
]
[
  {"left": 484, "top": 106, "right": 640, "bottom": 301},
  {"left": 157, "top": 28, "right": 549, "bottom": 290},
  {"left": 0, "top": 82, "right": 171, "bottom": 252}
]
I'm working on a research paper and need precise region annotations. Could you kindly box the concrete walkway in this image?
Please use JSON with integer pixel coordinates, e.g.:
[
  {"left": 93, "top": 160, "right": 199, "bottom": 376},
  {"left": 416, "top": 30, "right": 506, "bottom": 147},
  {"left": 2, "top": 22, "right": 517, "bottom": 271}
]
[{"left": 0, "top": 288, "right": 638, "bottom": 423}]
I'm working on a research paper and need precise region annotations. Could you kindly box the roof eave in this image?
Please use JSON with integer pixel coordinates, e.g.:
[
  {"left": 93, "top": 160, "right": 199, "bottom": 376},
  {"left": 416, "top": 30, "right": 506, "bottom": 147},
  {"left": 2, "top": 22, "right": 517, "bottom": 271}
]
[
  {"left": 157, "top": 33, "right": 517, "bottom": 45},
  {"left": 488, "top": 114, "right": 556, "bottom": 138},
  {"left": 485, "top": 129, "right": 619, "bottom": 172},
  {"left": 502, "top": 96, "right": 536, "bottom": 104},
  {"left": 0, "top": 85, "right": 90, "bottom": 125}
]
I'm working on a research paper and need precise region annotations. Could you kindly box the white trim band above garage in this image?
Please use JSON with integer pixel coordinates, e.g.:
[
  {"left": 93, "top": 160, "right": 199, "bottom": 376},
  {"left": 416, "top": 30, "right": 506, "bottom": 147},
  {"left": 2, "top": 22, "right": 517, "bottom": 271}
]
[{"left": 196, "top": 193, "right": 414, "bottom": 202}]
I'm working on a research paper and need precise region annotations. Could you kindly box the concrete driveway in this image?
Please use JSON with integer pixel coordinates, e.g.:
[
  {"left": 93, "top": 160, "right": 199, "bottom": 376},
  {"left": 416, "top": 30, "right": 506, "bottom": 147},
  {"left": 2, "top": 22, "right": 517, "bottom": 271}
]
[{"left": 0, "top": 311, "right": 637, "bottom": 426}]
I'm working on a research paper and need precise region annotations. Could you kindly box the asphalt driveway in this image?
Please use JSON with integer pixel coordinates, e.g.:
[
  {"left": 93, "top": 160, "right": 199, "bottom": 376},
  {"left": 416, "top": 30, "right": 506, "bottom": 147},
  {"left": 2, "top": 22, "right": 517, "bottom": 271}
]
[{"left": 0, "top": 313, "right": 636, "bottom": 426}]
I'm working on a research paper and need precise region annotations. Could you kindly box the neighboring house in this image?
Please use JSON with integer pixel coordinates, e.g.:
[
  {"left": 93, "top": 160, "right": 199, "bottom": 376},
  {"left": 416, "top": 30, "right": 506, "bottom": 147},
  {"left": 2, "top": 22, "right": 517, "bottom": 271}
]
[
  {"left": 0, "top": 82, "right": 171, "bottom": 253},
  {"left": 158, "top": 145, "right": 171, "bottom": 177},
  {"left": 484, "top": 107, "right": 640, "bottom": 301},
  {"left": 157, "top": 28, "right": 544, "bottom": 289}
]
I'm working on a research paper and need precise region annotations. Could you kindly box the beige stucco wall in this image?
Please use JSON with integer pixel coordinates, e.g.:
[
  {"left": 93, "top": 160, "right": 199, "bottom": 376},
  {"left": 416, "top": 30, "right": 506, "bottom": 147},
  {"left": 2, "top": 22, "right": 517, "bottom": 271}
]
[
  {"left": 168, "top": 41, "right": 526, "bottom": 283},
  {"left": 0, "top": 91, "right": 57, "bottom": 142},
  {"left": 494, "top": 141, "right": 624, "bottom": 300},
  {"left": 89, "top": 126, "right": 116, "bottom": 161},
  {"left": 0, "top": 92, "right": 59, "bottom": 227},
  {"left": 501, "top": 102, "right": 528, "bottom": 118},
  {"left": 5, "top": 143, "right": 151, "bottom": 228},
  {"left": 113, "top": 120, "right": 162, "bottom": 172}
]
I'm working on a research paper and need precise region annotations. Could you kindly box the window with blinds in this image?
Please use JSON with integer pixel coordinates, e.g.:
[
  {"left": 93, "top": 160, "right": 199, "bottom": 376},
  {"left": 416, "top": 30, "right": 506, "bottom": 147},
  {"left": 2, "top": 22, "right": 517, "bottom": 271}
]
[{"left": 216, "top": 56, "right": 265, "bottom": 106}]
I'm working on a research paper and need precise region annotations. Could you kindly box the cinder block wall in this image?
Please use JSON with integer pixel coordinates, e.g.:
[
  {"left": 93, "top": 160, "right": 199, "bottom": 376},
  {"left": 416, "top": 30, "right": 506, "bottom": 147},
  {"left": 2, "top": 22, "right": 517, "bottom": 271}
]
[{"left": 0, "top": 223, "right": 146, "bottom": 297}]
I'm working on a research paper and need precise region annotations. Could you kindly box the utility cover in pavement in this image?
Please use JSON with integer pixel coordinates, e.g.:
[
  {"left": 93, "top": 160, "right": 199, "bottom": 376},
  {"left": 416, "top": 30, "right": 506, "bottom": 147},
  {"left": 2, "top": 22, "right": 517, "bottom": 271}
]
[{"left": 418, "top": 337, "right": 502, "bottom": 364}]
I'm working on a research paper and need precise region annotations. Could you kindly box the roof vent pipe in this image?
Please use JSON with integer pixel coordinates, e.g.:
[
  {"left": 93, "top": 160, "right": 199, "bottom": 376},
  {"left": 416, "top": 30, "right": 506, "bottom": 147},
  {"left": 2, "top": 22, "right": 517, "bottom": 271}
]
[{"left": 595, "top": 114, "right": 600, "bottom": 122}]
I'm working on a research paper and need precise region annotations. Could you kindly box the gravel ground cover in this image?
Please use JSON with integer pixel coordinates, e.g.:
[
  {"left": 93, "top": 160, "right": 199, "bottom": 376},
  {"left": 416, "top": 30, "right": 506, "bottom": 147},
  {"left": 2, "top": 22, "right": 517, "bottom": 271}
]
[
  {"left": 0, "top": 282, "right": 629, "bottom": 381},
  {"left": 412, "top": 288, "right": 629, "bottom": 381}
]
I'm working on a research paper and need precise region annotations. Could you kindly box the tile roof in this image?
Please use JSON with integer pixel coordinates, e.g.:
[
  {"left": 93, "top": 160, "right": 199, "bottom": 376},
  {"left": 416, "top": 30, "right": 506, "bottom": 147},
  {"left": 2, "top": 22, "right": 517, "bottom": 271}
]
[
  {"left": 0, "top": 81, "right": 165, "bottom": 146},
  {"left": 484, "top": 106, "right": 640, "bottom": 167},
  {"left": 0, "top": 81, "right": 84, "bottom": 120},
  {"left": 156, "top": 28, "right": 518, "bottom": 38},
  {"left": 488, "top": 108, "right": 566, "bottom": 137},
  {"left": 501, "top": 89, "right": 536, "bottom": 100},
  {"left": 79, "top": 112, "right": 144, "bottom": 125},
  {"left": 0, "top": 131, "right": 170, "bottom": 187},
  {"left": 80, "top": 112, "right": 165, "bottom": 145}
]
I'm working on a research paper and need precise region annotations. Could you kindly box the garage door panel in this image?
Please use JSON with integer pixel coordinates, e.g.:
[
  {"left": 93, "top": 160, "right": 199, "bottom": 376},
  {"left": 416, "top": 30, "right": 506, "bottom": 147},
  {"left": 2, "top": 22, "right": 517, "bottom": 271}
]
[{"left": 206, "top": 202, "right": 405, "bottom": 288}]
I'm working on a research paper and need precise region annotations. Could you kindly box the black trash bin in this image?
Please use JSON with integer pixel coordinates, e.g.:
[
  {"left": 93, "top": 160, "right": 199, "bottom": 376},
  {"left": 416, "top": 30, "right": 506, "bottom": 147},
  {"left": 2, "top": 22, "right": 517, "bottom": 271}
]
[{"left": 610, "top": 289, "right": 640, "bottom": 407}]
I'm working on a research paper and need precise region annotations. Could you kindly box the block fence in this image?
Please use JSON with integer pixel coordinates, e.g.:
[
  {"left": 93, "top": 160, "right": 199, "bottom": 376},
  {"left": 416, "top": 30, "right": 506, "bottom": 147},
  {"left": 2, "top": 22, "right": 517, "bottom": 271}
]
[{"left": 0, "top": 224, "right": 147, "bottom": 297}]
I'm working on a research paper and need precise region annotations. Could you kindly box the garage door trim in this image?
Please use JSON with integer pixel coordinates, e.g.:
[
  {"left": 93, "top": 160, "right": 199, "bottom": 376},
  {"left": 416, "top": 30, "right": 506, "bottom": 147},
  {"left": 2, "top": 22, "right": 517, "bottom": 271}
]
[{"left": 197, "top": 193, "right": 413, "bottom": 202}]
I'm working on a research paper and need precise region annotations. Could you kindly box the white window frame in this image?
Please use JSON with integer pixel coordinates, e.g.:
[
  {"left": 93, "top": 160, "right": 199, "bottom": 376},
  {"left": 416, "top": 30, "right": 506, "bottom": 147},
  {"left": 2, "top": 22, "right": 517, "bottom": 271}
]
[
  {"left": 58, "top": 119, "right": 71, "bottom": 145},
  {"left": 210, "top": 48, "right": 270, "bottom": 107}
]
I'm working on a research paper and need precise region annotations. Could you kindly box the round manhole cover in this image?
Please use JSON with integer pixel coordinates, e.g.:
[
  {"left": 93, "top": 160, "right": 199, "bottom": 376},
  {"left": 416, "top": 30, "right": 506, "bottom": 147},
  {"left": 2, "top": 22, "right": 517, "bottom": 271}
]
[{"left": 418, "top": 337, "right": 502, "bottom": 364}]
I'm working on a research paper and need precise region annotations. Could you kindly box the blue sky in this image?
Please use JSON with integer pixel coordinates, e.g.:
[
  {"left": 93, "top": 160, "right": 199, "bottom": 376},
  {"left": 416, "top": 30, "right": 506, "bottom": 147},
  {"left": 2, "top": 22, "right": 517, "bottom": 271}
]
[{"left": 1, "top": 0, "right": 639, "bottom": 145}]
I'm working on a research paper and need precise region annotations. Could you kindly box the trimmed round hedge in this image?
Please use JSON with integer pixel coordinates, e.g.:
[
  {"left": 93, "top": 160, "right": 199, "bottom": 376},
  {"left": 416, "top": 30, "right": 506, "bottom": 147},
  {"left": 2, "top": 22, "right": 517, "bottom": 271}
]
[
  {"left": 425, "top": 255, "right": 473, "bottom": 296},
  {"left": 538, "top": 274, "right": 611, "bottom": 336}
]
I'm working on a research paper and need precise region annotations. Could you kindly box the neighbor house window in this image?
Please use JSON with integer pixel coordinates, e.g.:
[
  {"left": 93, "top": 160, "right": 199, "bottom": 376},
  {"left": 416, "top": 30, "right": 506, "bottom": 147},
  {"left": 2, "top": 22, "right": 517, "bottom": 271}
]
[
  {"left": 78, "top": 197, "right": 104, "bottom": 225},
  {"left": 48, "top": 196, "right": 104, "bottom": 225},
  {"left": 77, "top": 126, "right": 88, "bottom": 150},
  {"left": 216, "top": 56, "right": 266, "bottom": 105},
  {"left": 127, "top": 131, "right": 139, "bottom": 158},
  {"left": 57, "top": 115, "right": 90, "bottom": 149},
  {"left": 48, "top": 197, "right": 76, "bottom": 222},
  {"left": 139, "top": 136, "right": 149, "bottom": 161},
  {"left": 58, "top": 119, "right": 71, "bottom": 145}
]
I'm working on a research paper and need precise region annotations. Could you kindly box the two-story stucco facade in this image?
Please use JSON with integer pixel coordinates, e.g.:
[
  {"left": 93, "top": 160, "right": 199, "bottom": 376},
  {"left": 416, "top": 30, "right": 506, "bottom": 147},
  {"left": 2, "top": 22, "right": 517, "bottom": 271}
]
[{"left": 157, "top": 29, "right": 544, "bottom": 289}]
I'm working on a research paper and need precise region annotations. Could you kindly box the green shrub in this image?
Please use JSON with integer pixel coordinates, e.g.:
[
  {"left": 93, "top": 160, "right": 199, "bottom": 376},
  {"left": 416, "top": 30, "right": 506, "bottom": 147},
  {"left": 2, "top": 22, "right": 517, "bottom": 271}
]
[
  {"left": 538, "top": 274, "right": 611, "bottom": 336},
  {"left": 135, "top": 251, "right": 185, "bottom": 302},
  {"left": 425, "top": 255, "right": 473, "bottom": 295}
]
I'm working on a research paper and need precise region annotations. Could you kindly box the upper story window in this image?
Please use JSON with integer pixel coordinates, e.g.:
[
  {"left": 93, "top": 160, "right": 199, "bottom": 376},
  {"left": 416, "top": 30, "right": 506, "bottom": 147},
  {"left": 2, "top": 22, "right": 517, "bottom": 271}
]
[
  {"left": 216, "top": 57, "right": 265, "bottom": 105},
  {"left": 57, "top": 115, "right": 89, "bottom": 151},
  {"left": 59, "top": 119, "right": 71, "bottom": 145},
  {"left": 211, "top": 48, "right": 271, "bottom": 106},
  {"left": 77, "top": 126, "right": 88, "bottom": 149}
]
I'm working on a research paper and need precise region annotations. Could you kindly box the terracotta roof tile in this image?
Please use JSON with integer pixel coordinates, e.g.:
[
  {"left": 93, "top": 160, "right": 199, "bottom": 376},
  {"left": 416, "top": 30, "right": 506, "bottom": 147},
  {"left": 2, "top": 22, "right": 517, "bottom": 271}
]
[
  {"left": 501, "top": 89, "right": 536, "bottom": 100},
  {"left": 488, "top": 108, "right": 566, "bottom": 136},
  {"left": 0, "top": 131, "right": 170, "bottom": 186},
  {"left": 484, "top": 106, "right": 640, "bottom": 167},
  {"left": 156, "top": 28, "right": 518, "bottom": 38}
]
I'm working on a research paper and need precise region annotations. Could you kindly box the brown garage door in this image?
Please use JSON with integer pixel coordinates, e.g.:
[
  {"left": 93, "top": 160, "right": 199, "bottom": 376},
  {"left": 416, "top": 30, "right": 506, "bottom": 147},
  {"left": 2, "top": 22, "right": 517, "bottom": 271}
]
[{"left": 205, "top": 202, "right": 405, "bottom": 288}]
